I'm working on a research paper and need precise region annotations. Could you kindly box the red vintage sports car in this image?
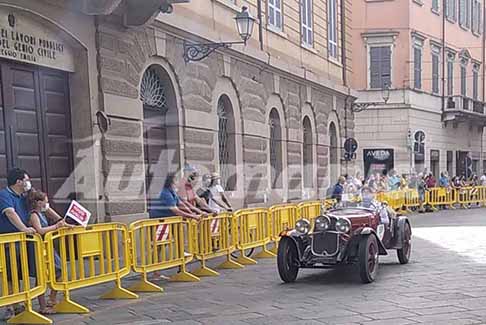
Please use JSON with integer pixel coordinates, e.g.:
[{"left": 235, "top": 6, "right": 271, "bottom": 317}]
[{"left": 277, "top": 203, "right": 412, "bottom": 283}]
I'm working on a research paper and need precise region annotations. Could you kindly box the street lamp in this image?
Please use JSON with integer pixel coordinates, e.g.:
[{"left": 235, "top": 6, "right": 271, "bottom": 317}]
[
  {"left": 183, "top": 6, "right": 255, "bottom": 63},
  {"left": 352, "top": 83, "right": 391, "bottom": 112}
]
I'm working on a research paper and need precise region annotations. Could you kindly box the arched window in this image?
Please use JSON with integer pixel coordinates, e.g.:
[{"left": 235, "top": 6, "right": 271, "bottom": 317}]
[
  {"left": 269, "top": 108, "right": 283, "bottom": 189},
  {"left": 303, "top": 116, "right": 313, "bottom": 188},
  {"left": 141, "top": 65, "right": 179, "bottom": 207},
  {"left": 329, "top": 122, "right": 338, "bottom": 183},
  {"left": 217, "top": 95, "right": 236, "bottom": 191}
]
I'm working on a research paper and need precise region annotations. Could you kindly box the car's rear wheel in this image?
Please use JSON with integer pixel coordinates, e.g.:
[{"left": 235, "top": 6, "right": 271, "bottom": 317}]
[
  {"left": 277, "top": 237, "right": 299, "bottom": 283},
  {"left": 397, "top": 222, "right": 411, "bottom": 264},
  {"left": 358, "top": 235, "right": 379, "bottom": 283}
]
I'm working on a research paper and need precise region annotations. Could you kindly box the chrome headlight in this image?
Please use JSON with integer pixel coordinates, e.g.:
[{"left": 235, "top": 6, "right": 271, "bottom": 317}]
[
  {"left": 314, "top": 216, "right": 331, "bottom": 232},
  {"left": 295, "top": 219, "right": 311, "bottom": 235},
  {"left": 335, "top": 217, "right": 351, "bottom": 233}
]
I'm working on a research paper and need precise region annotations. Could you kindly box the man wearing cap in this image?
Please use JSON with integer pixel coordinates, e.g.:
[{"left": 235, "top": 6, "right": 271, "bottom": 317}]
[
  {"left": 207, "top": 172, "right": 233, "bottom": 213},
  {"left": 178, "top": 165, "right": 217, "bottom": 215}
]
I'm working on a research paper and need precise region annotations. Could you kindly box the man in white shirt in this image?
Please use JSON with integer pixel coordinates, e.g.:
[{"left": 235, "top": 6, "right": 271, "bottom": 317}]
[
  {"left": 480, "top": 173, "right": 486, "bottom": 186},
  {"left": 208, "top": 173, "right": 233, "bottom": 213}
]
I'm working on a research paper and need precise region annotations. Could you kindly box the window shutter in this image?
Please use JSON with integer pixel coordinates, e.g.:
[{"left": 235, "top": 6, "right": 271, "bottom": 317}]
[{"left": 381, "top": 47, "right": 391, "bottom": 88}]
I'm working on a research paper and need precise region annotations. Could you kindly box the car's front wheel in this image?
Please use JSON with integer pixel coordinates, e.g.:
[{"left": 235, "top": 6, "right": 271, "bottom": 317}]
[
  {"left": 358, "top": 235, "right": 379, "bottom": 283},
  {"left": 277, "top": 237, "right": 299, "bottom": 283},
  {"left": 397, "top": 222, "right": 411, "bottom": 264}
]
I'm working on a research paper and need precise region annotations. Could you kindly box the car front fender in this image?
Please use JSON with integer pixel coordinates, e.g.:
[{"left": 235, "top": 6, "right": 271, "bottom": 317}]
[
  {"left": 360, "top": 227, "right": 388, "bottom": 255},
  {"left": 279, "top": 232, "right": 306, "bottom": 260},
  {"left": 393, "top": 217, "right": 411, "bottom": 249}
]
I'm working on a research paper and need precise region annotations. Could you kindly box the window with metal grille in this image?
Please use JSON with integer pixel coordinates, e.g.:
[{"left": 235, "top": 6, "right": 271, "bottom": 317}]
[
  {"left": 460, "top": 63, "right": 467, "bottom": 96},
  {"left": 414, "top": 46, "right": 422, "bottom": 89},
  {"left": 303, "top": 116, "right": 313, "bottom": 188},
  {"left": 140, "top": 67, "right": 167, "bottom": 112},
  {"left": 268, "top": 0, "right": 283, "bottom": 30},
  {"left": 447, "top": 55, "right": 454, "bottom": 95},
  {"left": 432, "top": 50, "right": 440, "bottom": 94},
  {"left": 269, "top": 109, "right": 283, "bottom": 189},
  {"left": 370, "top": 46, "right": 391, "bottom": 89},
  {"left": 328, "top": 0, "right": 338, "bottom": 59},
  {"left": 301, "top": 0, "right": 313, "bottom": 46},
  {"left": 217, "top": 96, "right": 236, "bottom": 191}
]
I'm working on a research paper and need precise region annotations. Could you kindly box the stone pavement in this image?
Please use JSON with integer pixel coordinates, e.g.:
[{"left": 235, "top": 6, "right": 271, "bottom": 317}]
[{"left": 5, "top": 208, "right": 486, "bottom": 325}]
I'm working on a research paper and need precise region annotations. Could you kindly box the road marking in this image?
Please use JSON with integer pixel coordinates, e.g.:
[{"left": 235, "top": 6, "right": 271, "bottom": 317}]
[{"left": 414, "top": 226, "right": 486, "bottom": 264}]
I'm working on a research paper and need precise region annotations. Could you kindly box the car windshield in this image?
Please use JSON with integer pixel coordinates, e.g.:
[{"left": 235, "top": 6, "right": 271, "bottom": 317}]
[{"left": 327, "top": 208, "right": 373, "bottom": 218}]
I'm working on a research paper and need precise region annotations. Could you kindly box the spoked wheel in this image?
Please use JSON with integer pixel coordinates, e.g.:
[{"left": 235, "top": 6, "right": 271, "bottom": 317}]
[
  {"left": 231, "top": 247, "right": 255, "bottom": 259},
  {"left": 358, "top": 235, "right": 379, "bottom": 283},
  {"left": 397, "top": 222, "right": 412, "bottom": 264},
  {"left": 277, "top": 237, "right": 299, "bottom": 283}
]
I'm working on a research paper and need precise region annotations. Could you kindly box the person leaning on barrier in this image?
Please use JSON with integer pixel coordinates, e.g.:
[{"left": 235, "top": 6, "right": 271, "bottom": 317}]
[
  {"left": 149, "top": 173, "right": 201, "bottom": 221},
  {"left": 0, "top": 168, "right": 36, "bottom": 320},
  {"left": 178, "top": 165, "right": 217, "bottom": 215},
  {"left": 27, "top": 190, "right": 73, "bottom": 315},
  {"left": 207, "top": 172, "right": 233, "bottom": 213}
]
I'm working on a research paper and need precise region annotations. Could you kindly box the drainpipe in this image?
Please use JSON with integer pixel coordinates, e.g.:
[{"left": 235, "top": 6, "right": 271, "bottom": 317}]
[
  {"left": 481, "top": 1, "right": 485, "bottom": 173},
  {"left": 441, "top": 0, "right": 446, "bottom": 122},
  {"left": 340, "top": 0, "right": 347, "bottom": 86},
  {"left": 95, "top": 16, "right": 109, "bottom": 222},
  {"left": 257, "top": 0, "right": 264, "bottom": 51}
]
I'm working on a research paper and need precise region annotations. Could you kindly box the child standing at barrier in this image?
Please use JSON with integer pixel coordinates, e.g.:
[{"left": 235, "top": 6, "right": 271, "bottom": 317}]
[{"left": 27, "top": 190, "right": 72, "bottom": 315}]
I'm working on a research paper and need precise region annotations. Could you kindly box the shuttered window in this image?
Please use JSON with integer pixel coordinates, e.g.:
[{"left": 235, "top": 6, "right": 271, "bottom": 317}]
[
  {"left": 447, "top": 57, "right": 454, "bottom": 96},
  {"left": 414, "top": 46, "right": 422, "bottom": 89},
  {"left": 461, "top": 64, "right": 467, "bottom": 96},
  {"left": 432, "top": 0, "right": 440, "bottom": 12},
  {"left": 473, "top": 67, "right": 479, "bottom": 99},
  {"left": 472, "top": 0, "right": 482, "bottom": 34},
  {"left": 370, "top": 46, "right": 391, "bottom": 89},
  {"left": 432, "top": 51, "right": 440, "bottom": 94},
  {"left": 447, "top": 0, "right": 457, "bottom": 20},
  {"left": 459, "top": 0, "right": 471, "bottom": 27}
]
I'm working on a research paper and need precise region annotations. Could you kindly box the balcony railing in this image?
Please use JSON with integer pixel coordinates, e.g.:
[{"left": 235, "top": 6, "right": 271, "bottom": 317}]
[{"left": 446, "top": 96, "right": 485, "bottom": 115}]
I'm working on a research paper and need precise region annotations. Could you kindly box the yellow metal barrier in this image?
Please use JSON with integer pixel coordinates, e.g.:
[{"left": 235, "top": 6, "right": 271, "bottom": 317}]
[
  {"left": 0, "top": 233, "right": 51, "bottom": 324},
  {"left": 268, "top": 204, "right": 298, "bottom": 254},
  {"left": 128, "top": 217, "right": 199, "bottom": 293},
  {"left": 426, "top": 187, "right": 456, "bottom": 210},
  {"left": 232, "top": 208, "right": 275, "bottom": 265},
  {"left": 322, "top": 199, "right": 337, "bottom": 210},
  {"left": 403, "top": 189, "right": 420, "bottom": 211},
  {"left": 456, "top": 186, "right": 486, "bottom": 208},
  {"left": 189, "top": 213, "right": 244, "bottom": 277},
  {"left": 297, "top": 201, "right": 321, "bottom": 224},
  {"left": 44, "top": 223, "right": 138, "bottom": 314}
]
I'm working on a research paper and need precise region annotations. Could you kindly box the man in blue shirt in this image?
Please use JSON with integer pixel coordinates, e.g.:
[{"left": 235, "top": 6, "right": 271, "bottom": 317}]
[
  {"left": 149, "top": 173, "right": 200, "bottom": 220},
  {"left": 439, "top": 172, "right": 450, "bottom": 188},
  {"left": 0, "top": 168, "right": 36, "bottom": 320},
  {"left": 0, "top": 168, "right": 36, "bottom": 235}
]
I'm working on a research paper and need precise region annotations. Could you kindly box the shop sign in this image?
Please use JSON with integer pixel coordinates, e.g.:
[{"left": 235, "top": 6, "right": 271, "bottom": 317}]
[{"left": 0, "top": 10, "right": 74, "bottom": 72}]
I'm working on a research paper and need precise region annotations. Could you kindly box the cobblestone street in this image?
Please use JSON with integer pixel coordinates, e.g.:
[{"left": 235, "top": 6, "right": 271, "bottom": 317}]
[{"left": 17, "top": 208, "right": 485, "bottom": 325}]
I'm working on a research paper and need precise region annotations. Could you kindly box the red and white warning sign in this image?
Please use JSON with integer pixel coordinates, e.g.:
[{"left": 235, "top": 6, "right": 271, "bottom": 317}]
[
  {"left": 155, "top": 224, "right": 170, "bottom": 242},
  {"left": 210, "top": 219, "right": 220, "bottom": 235},
  {"left": 65, "top": 200, "right": 91, "bottom": 227}
]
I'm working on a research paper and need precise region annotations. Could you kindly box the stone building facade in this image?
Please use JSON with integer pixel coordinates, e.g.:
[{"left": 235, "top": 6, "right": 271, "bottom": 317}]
[{"left": 3, "top": 0, "right": 355, "bottom": 224}]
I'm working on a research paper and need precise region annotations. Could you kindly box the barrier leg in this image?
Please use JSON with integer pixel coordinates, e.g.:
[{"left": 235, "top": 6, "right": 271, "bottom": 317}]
[
  {"left": 100, "top": 278, "right": 139, "bottom": 299},
  {"left": 192, "top": 259, "right": 220, "bottom": 277},
  {"left": 8, "top": 299, "right": 52, "bottom": 324},
  {"left": 254, "top": 245, "right": 277, "bottom": 259},
  {"left": 128, "top": 272, "right": 163, "bottom": 292},
  {"left": 269, "top": 242, "right": 278, "bottom": 255},
  {"left": 235, "top": 250, "right": 257, "bottom": 265},
  {"left": 217, "top": 254, "right": 244, "bottom": 270},
  {"left": 54, "top": 290, "right": 89, "bottom": 314},
  {"left": 170, "top": 263, "right": 200, "bottom": 282}
]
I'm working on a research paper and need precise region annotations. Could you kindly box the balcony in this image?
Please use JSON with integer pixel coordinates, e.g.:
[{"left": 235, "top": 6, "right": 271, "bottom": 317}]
[{"left": 444, "top": 96, "right": 486, "bottom": 123}]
